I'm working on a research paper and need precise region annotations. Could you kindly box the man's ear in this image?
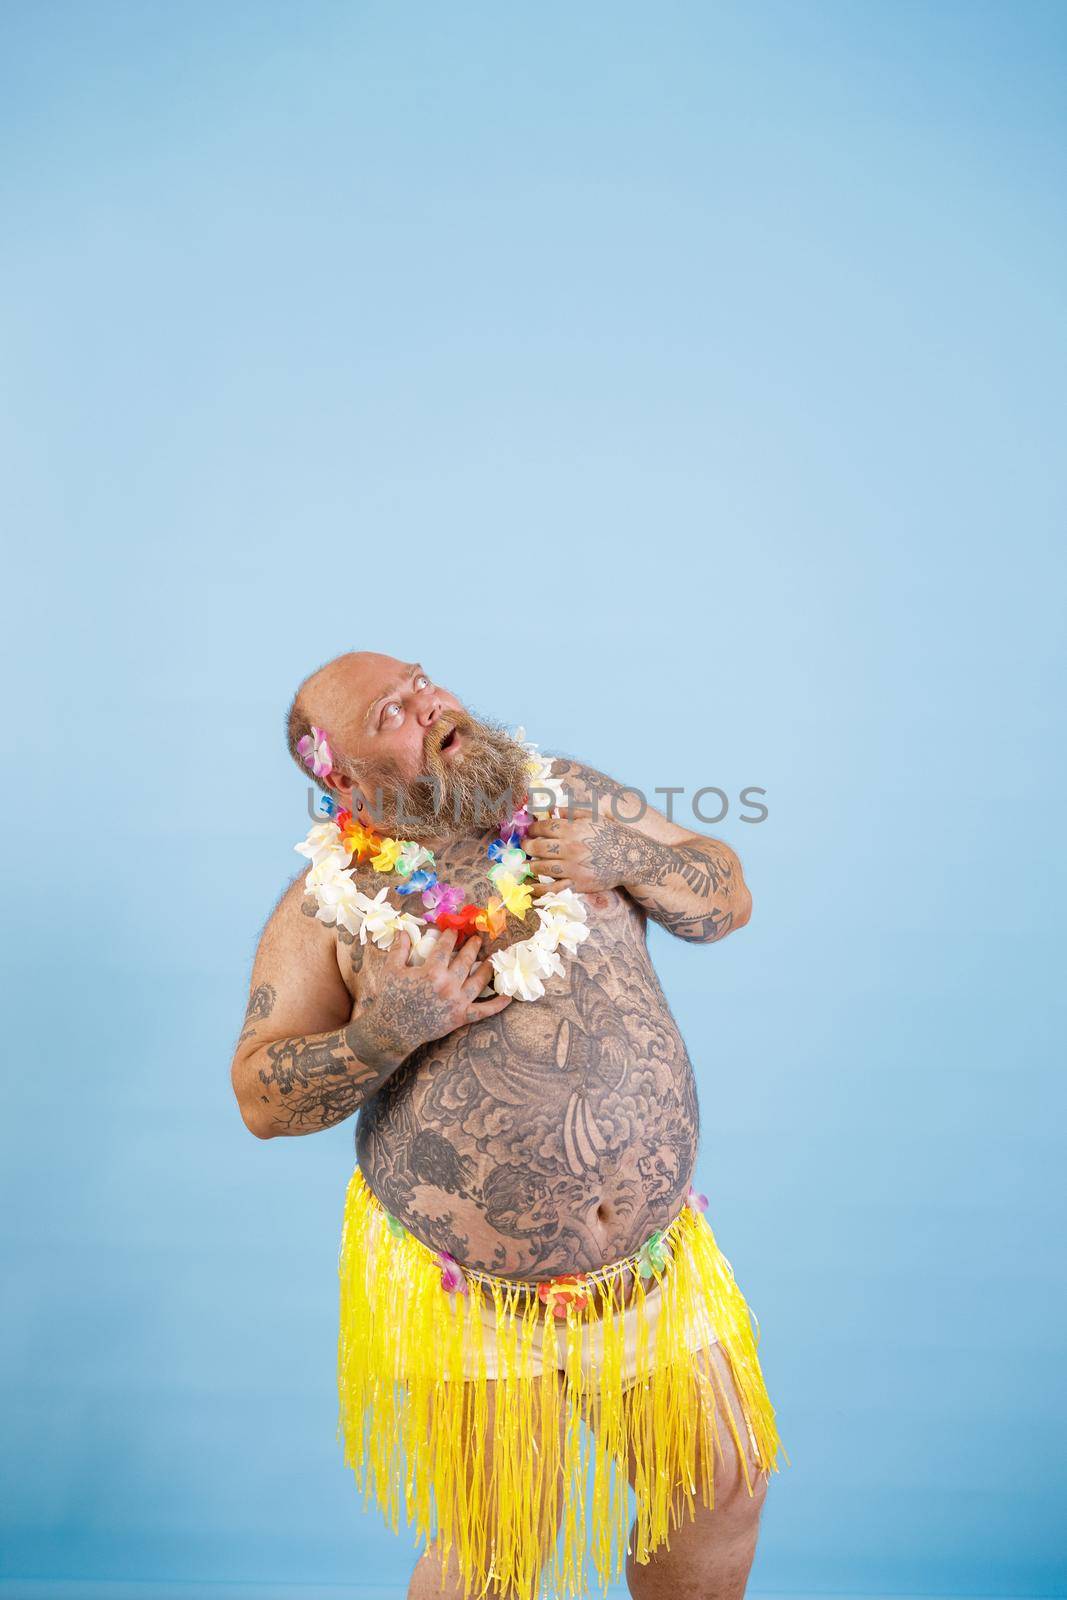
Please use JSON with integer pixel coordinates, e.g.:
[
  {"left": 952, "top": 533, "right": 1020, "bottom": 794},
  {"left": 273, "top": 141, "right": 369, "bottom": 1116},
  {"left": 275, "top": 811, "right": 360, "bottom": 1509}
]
[
  {"left": 338, "top": 779, "right": 375, "bottom": 825},
  {"left": 327, "top": 770, "right": 358, "bottom": 805}
]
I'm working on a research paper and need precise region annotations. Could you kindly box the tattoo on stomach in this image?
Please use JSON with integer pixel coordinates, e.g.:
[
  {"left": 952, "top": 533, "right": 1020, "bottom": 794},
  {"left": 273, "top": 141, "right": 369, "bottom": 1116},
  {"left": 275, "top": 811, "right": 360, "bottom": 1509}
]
[{"left": 355, "top": 923, "right": 700, "bottom": 1276}]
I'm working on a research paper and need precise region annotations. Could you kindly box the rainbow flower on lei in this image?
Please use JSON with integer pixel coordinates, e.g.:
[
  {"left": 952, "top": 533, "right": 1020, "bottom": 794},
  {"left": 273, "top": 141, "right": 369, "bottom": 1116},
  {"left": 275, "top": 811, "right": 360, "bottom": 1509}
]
[
  {"left": 293, "top": 729, "right": 589, "bottom": 1001},
  {"left": 370, "top": 836, "right": 404, "bottom": 874},
  {"left": 537, "top": 1273, "right": 590, "bottom": 1319},
  {"left": 436, "top": 1251, "right": 468, "bottom": 1294},
  {"left": 636, "top": 1228, "right": 672, "bottom": 1281}
]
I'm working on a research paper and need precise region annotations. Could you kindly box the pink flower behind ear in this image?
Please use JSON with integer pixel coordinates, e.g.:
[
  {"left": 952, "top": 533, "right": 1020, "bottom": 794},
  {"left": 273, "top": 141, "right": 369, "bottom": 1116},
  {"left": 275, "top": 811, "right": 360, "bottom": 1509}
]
[{"left": 297, "top": 726, "right": 333, "bottom": 779}]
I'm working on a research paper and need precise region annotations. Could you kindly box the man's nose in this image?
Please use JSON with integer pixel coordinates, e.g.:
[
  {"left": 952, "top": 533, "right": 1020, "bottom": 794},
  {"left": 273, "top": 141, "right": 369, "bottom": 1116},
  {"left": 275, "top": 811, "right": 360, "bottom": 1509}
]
[{"left": 417, "top": 691, "right": 443, "bottom": 726}]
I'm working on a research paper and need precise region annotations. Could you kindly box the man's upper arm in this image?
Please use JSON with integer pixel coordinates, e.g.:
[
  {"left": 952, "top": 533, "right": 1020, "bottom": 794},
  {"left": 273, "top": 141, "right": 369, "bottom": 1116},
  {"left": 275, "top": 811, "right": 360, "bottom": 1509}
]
[
  {"left": 547, "top": 755, "right": 696, "bottom": 845},
  {"left": 231, "top": 875, "right": 353, "bottom": 1069}
]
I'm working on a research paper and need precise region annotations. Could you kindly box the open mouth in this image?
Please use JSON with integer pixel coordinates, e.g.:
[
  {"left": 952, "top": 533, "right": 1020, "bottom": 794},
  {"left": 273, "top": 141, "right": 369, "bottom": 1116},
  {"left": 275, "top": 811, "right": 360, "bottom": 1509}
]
[{"left": 438, "top": 726, "right": 460, "bottom": 754}]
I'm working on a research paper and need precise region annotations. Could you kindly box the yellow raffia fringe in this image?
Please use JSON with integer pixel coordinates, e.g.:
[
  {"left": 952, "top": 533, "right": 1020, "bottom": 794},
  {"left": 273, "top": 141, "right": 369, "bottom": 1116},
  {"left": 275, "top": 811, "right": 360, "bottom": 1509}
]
[{"left": 337, "top": 1166, "right": 785, "bottom": 1600}]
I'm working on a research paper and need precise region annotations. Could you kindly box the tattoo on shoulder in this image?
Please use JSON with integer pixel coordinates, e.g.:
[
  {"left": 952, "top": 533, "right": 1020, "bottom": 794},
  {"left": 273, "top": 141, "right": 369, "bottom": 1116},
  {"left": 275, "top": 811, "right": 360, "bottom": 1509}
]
[{"left": 545, "top": 756, "right": 632, "bottom": 811}]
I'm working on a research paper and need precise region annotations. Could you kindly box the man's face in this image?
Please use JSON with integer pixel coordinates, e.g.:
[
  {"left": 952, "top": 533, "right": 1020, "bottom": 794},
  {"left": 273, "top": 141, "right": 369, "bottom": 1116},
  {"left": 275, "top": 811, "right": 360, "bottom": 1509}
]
[{"left": 335, "top": 655, "right": 531, "bottom": 839}]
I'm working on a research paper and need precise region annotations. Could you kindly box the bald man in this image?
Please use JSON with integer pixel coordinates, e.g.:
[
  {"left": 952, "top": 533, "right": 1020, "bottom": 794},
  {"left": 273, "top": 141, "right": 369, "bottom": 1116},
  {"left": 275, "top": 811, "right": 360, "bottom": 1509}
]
[{"left": 230, "top": 653, "right": 778, "bottom": 1600}]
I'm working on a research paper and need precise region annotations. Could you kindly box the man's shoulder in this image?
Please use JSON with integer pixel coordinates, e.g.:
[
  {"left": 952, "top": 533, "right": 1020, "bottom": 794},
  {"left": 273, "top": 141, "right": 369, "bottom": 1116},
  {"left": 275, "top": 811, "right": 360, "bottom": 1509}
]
[
  {"left": 273, "top": 869, "right": 314, "bottom": 921},
  {"left": 545, "top": 752, "right": 629, "bottom": 803},
  {"left": 257, "top": 870, "right": 337, "bottom": 952}
]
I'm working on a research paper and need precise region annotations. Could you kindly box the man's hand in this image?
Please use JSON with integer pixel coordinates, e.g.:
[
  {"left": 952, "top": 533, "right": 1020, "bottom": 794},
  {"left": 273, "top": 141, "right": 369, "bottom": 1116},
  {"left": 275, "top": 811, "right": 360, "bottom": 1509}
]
[
  {"left": 525, "top": 798, "right": 752, "bottom": 942},
  {"left": 348, "top": 926, "right": 512, "bottom": 1070},
  {"left": 524, "top": 806, "right": 642, "bottom": 894}
]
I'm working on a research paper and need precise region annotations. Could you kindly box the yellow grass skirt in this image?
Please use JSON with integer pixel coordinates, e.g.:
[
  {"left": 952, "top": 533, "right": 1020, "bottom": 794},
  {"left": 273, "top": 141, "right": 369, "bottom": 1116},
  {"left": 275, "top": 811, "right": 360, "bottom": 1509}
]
[{"left": 337, "top": 1166, "right": 784, "bottom": 1600}]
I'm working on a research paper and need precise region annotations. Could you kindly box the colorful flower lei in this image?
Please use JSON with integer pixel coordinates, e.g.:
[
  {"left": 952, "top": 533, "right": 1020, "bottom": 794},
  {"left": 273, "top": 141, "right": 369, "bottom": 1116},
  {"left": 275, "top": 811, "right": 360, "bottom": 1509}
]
[{"left": 294, "top": 730, "right": 590, "bottom": 1001}]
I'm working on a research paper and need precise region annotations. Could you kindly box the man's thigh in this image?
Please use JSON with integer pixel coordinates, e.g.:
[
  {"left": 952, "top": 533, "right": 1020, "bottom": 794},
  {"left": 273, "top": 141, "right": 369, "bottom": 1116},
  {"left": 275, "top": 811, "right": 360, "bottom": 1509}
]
[
  {"left": 429, "top": 1369, "right": 569, "bottom": 1596},
  {"left": 590, "top": 1338, "right": 769, "bottom": 1504}
]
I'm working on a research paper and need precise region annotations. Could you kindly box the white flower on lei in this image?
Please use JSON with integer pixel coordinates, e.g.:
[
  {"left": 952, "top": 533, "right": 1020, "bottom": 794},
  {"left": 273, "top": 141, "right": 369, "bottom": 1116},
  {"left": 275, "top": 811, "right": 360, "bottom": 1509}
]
[
  {"left": 534, "top": 888, "right": 591, "bottom": 956},
  {"left": 406, "top": 924, "right": 441, "bottom": 966},
  {"left": 303, "top": 853, "right": 348, "bottom": 894},
  {"left": 306, "top": 870, "right": 367, "bottom": 936},
  {"left": 294, "top": 820, "right": 350, "bottom": 870},
  {"left": 490, "top": 938, "right": 565, "bottom": 1002},
  {"left": 358, "top": 887, "right": 426, "bottom": 952},
  {"left": 511, "top": 725, "right": 566, "bottom": 817}
]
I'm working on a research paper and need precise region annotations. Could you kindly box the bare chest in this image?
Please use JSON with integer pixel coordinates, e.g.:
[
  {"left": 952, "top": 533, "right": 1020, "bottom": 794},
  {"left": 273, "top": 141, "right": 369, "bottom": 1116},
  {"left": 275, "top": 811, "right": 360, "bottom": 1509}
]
[{"left": 331, "top": 832, "right": 644, "bottom": 1001}]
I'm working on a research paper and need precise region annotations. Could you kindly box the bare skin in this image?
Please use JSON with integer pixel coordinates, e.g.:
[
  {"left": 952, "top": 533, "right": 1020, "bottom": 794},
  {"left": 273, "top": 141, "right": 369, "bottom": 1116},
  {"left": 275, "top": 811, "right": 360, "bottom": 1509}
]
[{"left": 230, "top": 651, "right": 764, "bottom": 1597}]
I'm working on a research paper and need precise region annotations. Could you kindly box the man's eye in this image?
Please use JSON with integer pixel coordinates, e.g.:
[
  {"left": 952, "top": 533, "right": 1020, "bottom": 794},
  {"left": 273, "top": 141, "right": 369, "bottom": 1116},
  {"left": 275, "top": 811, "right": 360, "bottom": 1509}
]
[
  {"left": 414, "top": 674, "right": 429, "bottom": 690},
  {"left": 383, "top": 702, "right": 402, "bottom": 721}
]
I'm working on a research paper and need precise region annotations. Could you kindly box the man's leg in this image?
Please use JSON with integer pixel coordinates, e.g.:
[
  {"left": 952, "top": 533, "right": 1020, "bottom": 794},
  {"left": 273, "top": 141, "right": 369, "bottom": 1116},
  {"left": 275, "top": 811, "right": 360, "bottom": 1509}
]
[
  {"left": 408, "top": 1368, "right": 569, "bottom": 1600},
  {"left": 591, "top": 1340, "right": 769, "bottom": 1600}
]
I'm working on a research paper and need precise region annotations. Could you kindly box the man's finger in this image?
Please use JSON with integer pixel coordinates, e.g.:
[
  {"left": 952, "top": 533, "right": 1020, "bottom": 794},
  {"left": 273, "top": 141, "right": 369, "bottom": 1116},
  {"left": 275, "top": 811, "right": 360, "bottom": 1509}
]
[
  {"left": 529, "top": 858, "right": 570, "bottom": 879},
  {"left": 525, "top": 836, "right": 568, "bottom": 858},
  {"left": 427, "top": 926, "right": 458, "bottom": 961},
  {"left": 537, "top": 806, "right": 593, "bottom": 827},
  {"left": 450, "top": 934, "right": 485, "bottom": 975},
  {"left": 462, "top": 956, "right": 495, "bottom": 996},
  {"left": 386, "top": 931, "right": 411, "bottom": 967},
  {"left": 465, "top": 993, "right": 514, "bottom": 1022},
  {"left": 523, "top": 817, "right": 556, "bottom": 838},
  {"left": 526, "top": 816, "right": 567, "bottom": 838}
]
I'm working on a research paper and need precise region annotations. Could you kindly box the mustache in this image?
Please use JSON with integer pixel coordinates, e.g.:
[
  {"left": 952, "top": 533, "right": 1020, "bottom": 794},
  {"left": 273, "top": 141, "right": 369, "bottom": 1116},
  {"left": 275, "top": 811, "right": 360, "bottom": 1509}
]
[{"left": 424, "top": 709, "right": 477, "bottom": 760}]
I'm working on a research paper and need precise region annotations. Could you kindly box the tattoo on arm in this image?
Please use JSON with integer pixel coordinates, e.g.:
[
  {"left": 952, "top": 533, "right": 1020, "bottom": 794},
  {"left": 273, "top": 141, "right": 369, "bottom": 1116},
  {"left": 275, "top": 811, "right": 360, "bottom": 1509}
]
[
  {"left": 256, "top": 1013, "right": 403, "bottom": 1135},
  {"left": 253, "top": 983, "right": 459, "bottom": 1135},
  {"left": 584, "top": 826, "right": 740, "bottom": 944},
  {"left": 645, "top": 904, "right": 735, "bottom": 942},
  {"left": 238, "top": 983, "right": 276, "bottom": 1043},
  {"left": 586, "top": 831, "right": 731, "bottom": 895},
  {"left": 544, "top": 757, "right": 745, "bottom": 943}
]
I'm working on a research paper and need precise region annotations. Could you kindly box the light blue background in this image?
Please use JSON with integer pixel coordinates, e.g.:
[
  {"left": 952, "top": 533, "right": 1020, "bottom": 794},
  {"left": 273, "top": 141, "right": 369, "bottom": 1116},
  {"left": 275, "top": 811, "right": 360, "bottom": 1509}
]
[{"left": 2, "top": 3, "right": 1064, "bottom": 1597}]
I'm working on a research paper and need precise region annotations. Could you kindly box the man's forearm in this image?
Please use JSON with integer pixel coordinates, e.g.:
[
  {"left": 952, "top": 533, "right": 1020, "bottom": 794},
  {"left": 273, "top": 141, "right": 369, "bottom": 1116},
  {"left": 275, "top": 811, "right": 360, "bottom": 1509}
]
[
  {"left": 596, "top": 827, "right": 751, "bottom": 942},
  {"left": 233, "top": 1008, "right": 408, "bottom": 1139}
]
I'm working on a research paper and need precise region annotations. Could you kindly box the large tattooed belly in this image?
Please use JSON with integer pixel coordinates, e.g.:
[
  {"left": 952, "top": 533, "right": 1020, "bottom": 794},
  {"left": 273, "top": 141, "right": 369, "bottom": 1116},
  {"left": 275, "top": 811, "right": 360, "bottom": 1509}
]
[{"left": 354, "top": 892, "right": 700, "bottom": 1277}]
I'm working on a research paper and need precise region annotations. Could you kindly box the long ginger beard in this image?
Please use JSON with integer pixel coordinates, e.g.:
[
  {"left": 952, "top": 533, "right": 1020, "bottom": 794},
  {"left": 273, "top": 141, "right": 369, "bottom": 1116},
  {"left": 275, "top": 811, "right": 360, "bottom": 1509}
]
[{"left": 355, "top": 710, "right": 533, "bottom": 842}]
